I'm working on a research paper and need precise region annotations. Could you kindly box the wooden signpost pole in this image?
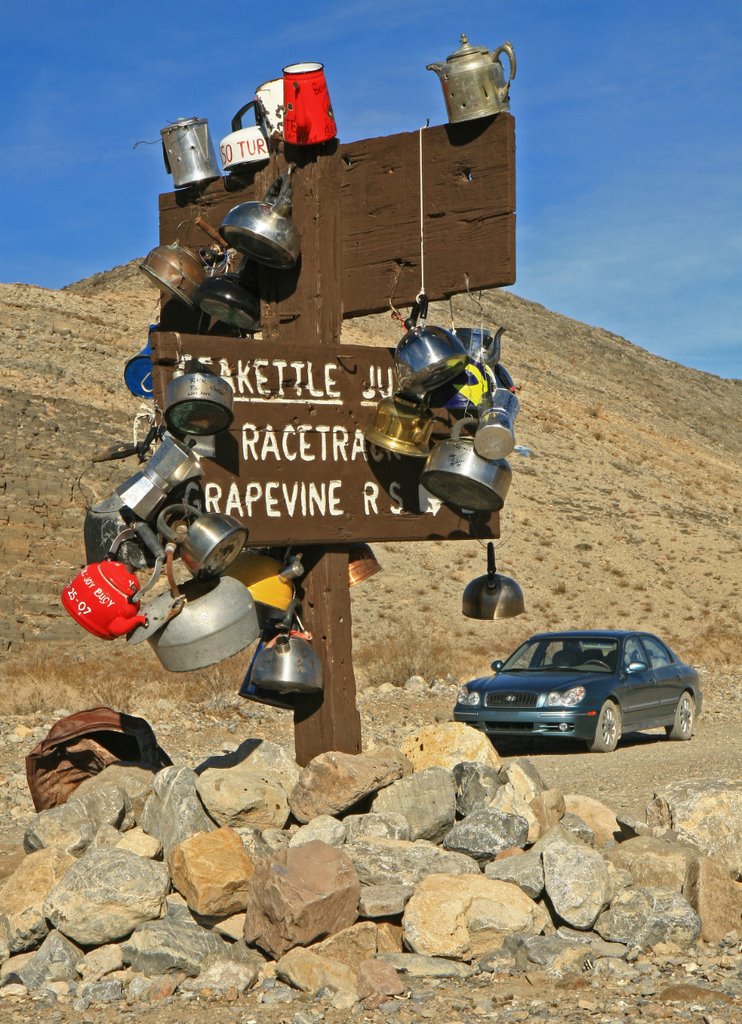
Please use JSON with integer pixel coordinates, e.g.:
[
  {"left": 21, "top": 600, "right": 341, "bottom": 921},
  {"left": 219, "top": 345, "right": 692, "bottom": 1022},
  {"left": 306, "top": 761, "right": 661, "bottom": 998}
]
[{"left": 152, "top": 115, "right": 515, "bottom": 765}]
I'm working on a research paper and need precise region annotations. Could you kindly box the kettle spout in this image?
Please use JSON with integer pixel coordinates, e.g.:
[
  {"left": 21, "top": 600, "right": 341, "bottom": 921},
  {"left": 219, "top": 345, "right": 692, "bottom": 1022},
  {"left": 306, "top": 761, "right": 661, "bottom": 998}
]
[{"left": 426, "top": 62, "right": 445, "bottom": 76}]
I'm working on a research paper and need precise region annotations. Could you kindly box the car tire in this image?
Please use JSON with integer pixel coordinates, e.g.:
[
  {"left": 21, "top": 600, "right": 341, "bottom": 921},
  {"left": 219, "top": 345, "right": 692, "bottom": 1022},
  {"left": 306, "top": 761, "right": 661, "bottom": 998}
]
[
  {"left": 665, "top": 692, "right": 695, "bottom": 740},
  {"left": 587, "top": 701, "right": 621, "bottom": 753}
]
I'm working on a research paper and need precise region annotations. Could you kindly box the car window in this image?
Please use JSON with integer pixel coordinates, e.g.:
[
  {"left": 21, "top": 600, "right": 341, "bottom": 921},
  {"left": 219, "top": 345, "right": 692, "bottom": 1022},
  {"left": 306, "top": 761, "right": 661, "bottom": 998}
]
[
  {"left": 640, "top": 636, "right": 673, "bottom": 669},
  {"left": 622, "top": 637, "right": 646, "bottom": 669},
  {"left": 503, "top": 637, "right": 617, "bottom": 672}
]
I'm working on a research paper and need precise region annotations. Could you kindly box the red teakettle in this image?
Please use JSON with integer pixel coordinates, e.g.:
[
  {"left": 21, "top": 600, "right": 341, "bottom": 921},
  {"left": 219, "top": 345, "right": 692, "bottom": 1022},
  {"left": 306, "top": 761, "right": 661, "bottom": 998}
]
[{"left": 61, "top": 561, "right": 148, "bottom": 640}]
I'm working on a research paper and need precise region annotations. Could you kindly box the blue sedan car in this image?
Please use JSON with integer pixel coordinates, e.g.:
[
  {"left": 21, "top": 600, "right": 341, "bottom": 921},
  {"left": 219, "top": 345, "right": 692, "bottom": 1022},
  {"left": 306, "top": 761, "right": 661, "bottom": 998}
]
[{"left": 454, "top": 630, "right": 702, "bottom": 753}]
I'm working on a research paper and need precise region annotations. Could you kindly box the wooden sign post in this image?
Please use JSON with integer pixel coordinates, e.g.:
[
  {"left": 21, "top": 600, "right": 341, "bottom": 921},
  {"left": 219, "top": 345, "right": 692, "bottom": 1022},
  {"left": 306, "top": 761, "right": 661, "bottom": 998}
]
[{"left": 152, "top": 114, "right": 515, "bottom": 764}]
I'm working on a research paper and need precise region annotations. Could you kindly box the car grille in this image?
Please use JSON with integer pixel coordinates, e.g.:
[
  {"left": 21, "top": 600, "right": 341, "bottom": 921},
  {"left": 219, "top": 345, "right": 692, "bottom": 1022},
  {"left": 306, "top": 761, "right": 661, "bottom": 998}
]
[{"left": 484, "top": 691, "right": 539, "bottom": 708}]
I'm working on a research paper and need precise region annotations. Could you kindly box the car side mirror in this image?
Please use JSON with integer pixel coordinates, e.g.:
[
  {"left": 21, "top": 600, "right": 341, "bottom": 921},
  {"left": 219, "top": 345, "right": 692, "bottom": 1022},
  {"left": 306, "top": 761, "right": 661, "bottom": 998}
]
[
  {"left": 491, "top": 659, "right": 504, "bottom": 672},
  {"left": 627, "top": 661, "right": 649, "bottom": 673}
]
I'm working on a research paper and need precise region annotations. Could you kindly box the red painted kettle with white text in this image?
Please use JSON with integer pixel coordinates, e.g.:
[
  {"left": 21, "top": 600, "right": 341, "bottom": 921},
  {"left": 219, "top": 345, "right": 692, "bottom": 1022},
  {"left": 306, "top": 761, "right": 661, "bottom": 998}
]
[{"left": 61, "top": 561, "right": 148, "bottom": 640}]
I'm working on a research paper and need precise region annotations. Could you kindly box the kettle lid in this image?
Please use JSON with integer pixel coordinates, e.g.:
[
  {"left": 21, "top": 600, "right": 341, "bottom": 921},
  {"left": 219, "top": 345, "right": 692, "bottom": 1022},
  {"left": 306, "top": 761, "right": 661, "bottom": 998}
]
[{"left": 446, "top": 33, "right": 491, "bottom": 65}]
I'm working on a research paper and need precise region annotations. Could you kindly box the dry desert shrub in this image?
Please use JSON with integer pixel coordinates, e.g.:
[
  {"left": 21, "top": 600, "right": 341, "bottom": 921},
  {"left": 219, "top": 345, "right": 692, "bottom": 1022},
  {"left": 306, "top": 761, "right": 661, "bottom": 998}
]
[{"left": 354, "top": 630, "right": 459, "bottom": 689}]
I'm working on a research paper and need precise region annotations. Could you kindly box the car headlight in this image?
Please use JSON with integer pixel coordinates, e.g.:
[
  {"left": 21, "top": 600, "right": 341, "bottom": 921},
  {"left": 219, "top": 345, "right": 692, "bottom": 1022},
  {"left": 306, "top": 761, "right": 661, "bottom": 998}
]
[
  {"left": 546, "top": 686, "right": 586, "bottom": 707},
  {"left": 457, "top": 686, "right": 481, "bottom": 707}
]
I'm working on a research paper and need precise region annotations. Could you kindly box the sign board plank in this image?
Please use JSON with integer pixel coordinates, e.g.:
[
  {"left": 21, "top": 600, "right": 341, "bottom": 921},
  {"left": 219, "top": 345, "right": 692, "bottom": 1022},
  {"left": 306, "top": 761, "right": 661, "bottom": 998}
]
[
  {"left": 151, "top": 331, "right": 499, "bottom": 547},
  {"left": 157, "top": 114, "right": 515, "bottom": 324}
]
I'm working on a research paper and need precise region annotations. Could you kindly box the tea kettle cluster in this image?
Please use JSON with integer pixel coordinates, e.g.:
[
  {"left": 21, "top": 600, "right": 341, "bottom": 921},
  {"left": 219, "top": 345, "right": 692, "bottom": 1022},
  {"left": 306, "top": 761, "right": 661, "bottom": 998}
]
[{"left": 61, "top": 34, "right": 523, "bottom": 701}]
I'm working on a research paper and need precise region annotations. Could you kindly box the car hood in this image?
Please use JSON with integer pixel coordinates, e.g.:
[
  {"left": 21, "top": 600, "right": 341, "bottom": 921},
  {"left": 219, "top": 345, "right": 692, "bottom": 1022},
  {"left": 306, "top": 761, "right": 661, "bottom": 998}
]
[{"left": 465, "top": 669, "right": 609, "bottom": 693}]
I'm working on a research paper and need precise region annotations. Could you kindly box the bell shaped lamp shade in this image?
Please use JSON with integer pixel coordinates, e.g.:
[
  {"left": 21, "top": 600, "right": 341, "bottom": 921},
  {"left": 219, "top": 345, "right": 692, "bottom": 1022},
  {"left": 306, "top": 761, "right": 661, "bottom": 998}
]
[{"left": 462, "top": 541, "right": 525, "bottom": 620}]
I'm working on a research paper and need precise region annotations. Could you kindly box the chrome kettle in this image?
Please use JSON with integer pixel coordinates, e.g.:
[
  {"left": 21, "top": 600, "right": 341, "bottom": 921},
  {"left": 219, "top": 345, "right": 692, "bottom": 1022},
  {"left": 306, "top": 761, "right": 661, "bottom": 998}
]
[
  {"left": 427, "top": 33, "right": 516, "bottom": 123},
  {"left": 248, "top": 602, "right": 323, "bottom": 694}
]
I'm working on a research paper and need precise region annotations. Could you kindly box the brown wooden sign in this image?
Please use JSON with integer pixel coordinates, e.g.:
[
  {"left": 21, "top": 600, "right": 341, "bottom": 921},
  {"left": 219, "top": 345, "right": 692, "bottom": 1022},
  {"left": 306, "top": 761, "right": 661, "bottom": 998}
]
[{"left": 151, "top": 331, "right": 499, "bottom": 546}]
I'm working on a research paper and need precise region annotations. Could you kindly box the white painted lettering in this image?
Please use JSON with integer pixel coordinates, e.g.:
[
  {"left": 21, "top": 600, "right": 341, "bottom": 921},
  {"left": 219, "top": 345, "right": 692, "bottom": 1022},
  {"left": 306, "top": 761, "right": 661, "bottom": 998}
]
[
  {"left": 274, "top": 359, "right": 288, "bottom": 397},
  {"left": 298, "top": 425, "right": 314, "bottom": 461},
  {"left": 204, "top": 482, "right": 222, "bottom": 511},
  {"left": 308, "top": 482, "right": 326, "bottom": 516},
  {"left": 261, "top": 426, "right": 280, "bottom": 461},
  {"left": 290, "top": 361, "right": 304, "bottom": 398},
  {"left": 225, "top": 482, "right": 244, "bottom": 517},
  {"left": 282, "top": 481, "right": 299, "bottom": 516},
  {"left": 254, "top": 359, "right": 270, "bottom": 396},
  {"left": 332, "top": 426, "right": 349, "bottom": 461},
  {"left": 265, "top": 482, "right": 281, "bottom": 517},
  {"left": 306, "top": 363, "right": 324, "bottom": 398},
  {"left": 316, "top": 425, "right": 330, "bottom": 460},
  {"left": 351, "top": 429, "right": 368, "bottom": 461},
  {"left": 328, "top": 480, "right": 343, "bottom": 516},
  {"left": 242, "top": 423, "right": 259, "bottom": 461},
  {"left": 236, "top": 360, "right": 254, "bottom": 395},
  {"left": 281, "top": 424, "right": 297, "bottom": 461},
  {"left": 363, "top": 481, "right": 380, "bottom": 514},
  {"left": 324, "top": 362, "right": 341, "bottom": 398},
  {"left": 389, "top": 480, "right": 404, "bottom": 515},
  {"left": 244, "top": 482, "right": 262, "bottom": 516}
]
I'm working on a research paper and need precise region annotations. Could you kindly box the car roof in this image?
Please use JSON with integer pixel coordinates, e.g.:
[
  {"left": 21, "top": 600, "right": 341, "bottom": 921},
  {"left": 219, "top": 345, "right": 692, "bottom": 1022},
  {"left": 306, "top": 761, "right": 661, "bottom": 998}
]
[{"left": 525, "top": 630, "right": 636, "bottom": 640}]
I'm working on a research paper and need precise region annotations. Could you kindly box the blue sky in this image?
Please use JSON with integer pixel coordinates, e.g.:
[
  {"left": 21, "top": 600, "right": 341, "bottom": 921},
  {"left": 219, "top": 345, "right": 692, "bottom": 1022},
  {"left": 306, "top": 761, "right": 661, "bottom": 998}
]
[{"left": 2, "top": 1, "right": 740, "bottom": 378}]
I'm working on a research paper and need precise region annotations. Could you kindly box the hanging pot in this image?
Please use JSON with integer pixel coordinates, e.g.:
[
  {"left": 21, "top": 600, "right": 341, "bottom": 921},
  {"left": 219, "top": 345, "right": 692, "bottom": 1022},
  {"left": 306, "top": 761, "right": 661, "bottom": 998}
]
[
  {"left": 220, "top": 169, "right": 300, "bottom": 268},
  {"left": 165, "top": 361, "right": 234, "bottom": 436},
  {"left": 474, "top": 386, "right": 519, "bottom": 459},
  {"left": 394, "top": 296, "right": 468, "bottom": 396},
  {"left": 160, "top": 117, "right": 221, "bottom": 188},
  {"left": 139, "top": 243, "right": 207, "bottom": 308},
  {"left": 130, "top": 576, "right": 259, "bottom": 672},
  {"left": 420, "top": 417, "right": 512, "bottom": 512},
  {"left": 219, "top": 101, "right": 270, "bottom": 171},
  {"left": 348, "top": 544, "right": 382, "bottom": 587},
  {"left": 364, "top": 394, "right": 433, "bottom": 458},
  {"left": 123, "top": 325, "right": 158, "bottom": 399},
  {"left": 462, "top": 541, "right": 525, "bottom": 620},
  {"left": 191, "top": 274, "right": 261, "bottom": 331},
  {"left": 226, "top": 552, "right": 303, "bottom": 625},
  {"left": 156, "top": 503, "right": 247, "bottom": 579}
]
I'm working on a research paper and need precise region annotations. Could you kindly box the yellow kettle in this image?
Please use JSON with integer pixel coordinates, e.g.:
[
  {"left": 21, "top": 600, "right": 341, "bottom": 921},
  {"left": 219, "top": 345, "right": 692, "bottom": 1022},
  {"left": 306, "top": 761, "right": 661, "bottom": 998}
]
[{"left": 225, "top": 553, "right": 301, "bottom": 612}]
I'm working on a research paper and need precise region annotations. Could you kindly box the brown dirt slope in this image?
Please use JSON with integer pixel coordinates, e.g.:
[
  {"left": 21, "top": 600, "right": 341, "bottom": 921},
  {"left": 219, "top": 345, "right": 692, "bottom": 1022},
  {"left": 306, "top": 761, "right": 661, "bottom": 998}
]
[{"left": 0, "top": 261, "right": 740, "bottom": 702}]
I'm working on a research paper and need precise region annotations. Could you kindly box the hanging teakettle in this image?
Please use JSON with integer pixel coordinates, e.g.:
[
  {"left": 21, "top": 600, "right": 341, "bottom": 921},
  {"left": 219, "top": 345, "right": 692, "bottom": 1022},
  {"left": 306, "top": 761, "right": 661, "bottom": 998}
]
[
  {"left": 164, "top": 361, "right": 234, "bottom": 437},
  {"left": 364, "top": 394, "right": 434, "bottom": 458},
  {"left": 161, "top": 118, "right": 221, "bottom": 188},
  {"left": 420, "top": 417, "right": 512, "bottom": 512},
  {"left": 247, "top": 602, "right": 323, "bottom": 694},
  {"left": 221, "top": 168, "right": 300, "bottom": 268},
  {"left": 394, "top": 294, "right": 468, "bottom": 397},
  {"left": 156, "top": 503, "right": 247, "bottom": 579},
  {"left": 427, "top": 33, "right": 516, "bottom": 123},
  {"left": 462, "top": 541, "right": 525, "bottom": 620}
]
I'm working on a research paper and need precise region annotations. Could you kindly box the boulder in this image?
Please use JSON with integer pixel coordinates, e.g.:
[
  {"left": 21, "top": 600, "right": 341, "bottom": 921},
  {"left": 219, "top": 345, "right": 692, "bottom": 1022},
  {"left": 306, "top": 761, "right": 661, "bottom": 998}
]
[
  {"left": 23, "top": 803, "right": 96, "bottom": 857},
  {"left": 500, "top": 759, "right": 547, "bottom": 803},
  {"left": 178, "top": 959, "right": 260, "bottom": 996},
  {"left": 529, "top": 789, "right": 566, "bottom": 836},
  {"left": 121, "top": 916, "right": 235, "bottom": 976},
  {"left": 140, "top": 766, "right": 216, "bottom": 859},
  {"left": 74, "top": 765, "right": 157, "bottom": 825},
  {"left": 484, "top": 848, "right": 544, "bottom": 899},
  {"left": 594, "top": 887, "right": 701, "bottom": 950},
  {"left": 370, "top": 767, "right": 456, "bottom": 843},
  {"left": 77, "top": 943, "right": 124, "bottom": 981},
  {"left": 645, "top": 779, "right": 742, "bottom": 878},
  {"left": 243, "top": 840, "right": 360, "bottom": 958},
  {"left": 289, "top": 814, "right": 347, "bottom": 847},
  {"left": 43, "top": 848, "right": 170, "bottom": 946},
  {"left": 196, "top": 764, "right": 290, "bottom": 830},
  {"left": 2, "top": 931, "right": 82, "bottom": 990},
  {"left": 275, "top": 947, "right": 357, "bottom": 1001},
  {"left": 356, "top": 958, "right": 405, "bottom": 1001},
  {"left": 683, "top": 855, "right": 742, "bottom": 943},
  {"left": 168, "top": 826, "right": 255, "bottom": 917},
  {"left": 344, "top": 837, "right": 480, "bottom": 888},
  {"left": 289, "top": 748, "right": 408, "bottom": 823},
  {"left": 402, "top": 874, "right": 549, "bottom": 960},
  {"left": 359, "top": 884, "right": 414, "bottom": 918},
  {"left": 489, "top": 783, "right": 541, "bottom": 843},
  {"left": 376, "top": 952, "right": 474, "bottom": 978},
  {"left": 197, "top": 738, "right": 301, "bottom": 796},
  {"left": 343, "top": 812, "right": 411, "bottom": 842},
  {"left": 604, "top": 835, "right": 701, "bottom": 892},
  {"left": 64, "top": 779, "right": 134, "bottom": 832},
  {"left": 0, "top": 847, "right": 75, "bottom": 953},
  {"left": 115, "top": 827, "right": 161, "bottom": 859},
  {"left": 541, "top": 834, "right": 612, "bottom": 929},
  {"left": 400, "top": 723, "right": 501, "bottom": 772},
  {"left": 452, "top": 762, "right": 503, "bottom": 817},
  {"left": 443, "top": 808, "right": 529, "bottom": 863},
  {"left": 523, "top": 934, "right": 589, "bottom": 976},
  {"left": 312, "top": 921, "right": 378, "bottom": 969},
  {"left": 562, "top": 794, "right": 620, "bottom": 847}
]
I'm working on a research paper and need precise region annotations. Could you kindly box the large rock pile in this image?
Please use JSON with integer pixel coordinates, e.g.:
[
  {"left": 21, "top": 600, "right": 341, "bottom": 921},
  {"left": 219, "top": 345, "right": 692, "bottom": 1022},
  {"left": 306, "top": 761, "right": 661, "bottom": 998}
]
[{"left": 1, "top": 723, "right": 740, "bottom": 1012}]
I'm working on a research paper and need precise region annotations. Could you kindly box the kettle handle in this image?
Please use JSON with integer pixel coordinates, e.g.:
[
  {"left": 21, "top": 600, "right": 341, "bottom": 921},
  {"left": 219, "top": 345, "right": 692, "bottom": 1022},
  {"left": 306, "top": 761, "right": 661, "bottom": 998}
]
[
  {"left": 264, "top": 165, "right": 295, "bottom": 217},
  {"left": 231, "top": 100, "right": 257, "bottom": 133},
  {"left": 492, "top": 41, "right": 516, "bottom": 83},
  {"left": 450, "top": 415, "right": 478, "bottom": 441}
]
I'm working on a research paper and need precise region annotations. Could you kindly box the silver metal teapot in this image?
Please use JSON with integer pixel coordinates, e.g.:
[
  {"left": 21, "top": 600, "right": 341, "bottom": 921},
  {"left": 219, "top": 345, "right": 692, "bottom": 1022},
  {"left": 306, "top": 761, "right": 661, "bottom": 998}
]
[{"left": 427, "top": 33, "right": 516, "bottom": 123}]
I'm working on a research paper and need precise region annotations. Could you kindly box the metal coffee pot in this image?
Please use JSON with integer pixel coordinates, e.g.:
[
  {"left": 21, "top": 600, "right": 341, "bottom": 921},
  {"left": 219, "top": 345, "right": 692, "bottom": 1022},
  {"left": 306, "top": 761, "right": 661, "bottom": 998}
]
[
  {"left": 115, "top": 434, "right": 203, "bottom": 522},
  {"left": 161, "top": 118, "right": 221, "bottom": 188},
  {"left": 156, "top": 503, "right": 247, "bottom": 579},
  {"left": 427, "top": 33, "right": 516, "bottom": 123},
  {"left": 474, "top": 386, "right": 519, "bottom": 459}
]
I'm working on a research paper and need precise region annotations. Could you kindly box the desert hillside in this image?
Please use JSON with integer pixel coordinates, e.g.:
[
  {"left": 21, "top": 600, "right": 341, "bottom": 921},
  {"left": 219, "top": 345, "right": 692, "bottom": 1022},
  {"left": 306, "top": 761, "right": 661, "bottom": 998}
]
[{"left": 0, "top": 262, "right": 739, "bottom": 706}]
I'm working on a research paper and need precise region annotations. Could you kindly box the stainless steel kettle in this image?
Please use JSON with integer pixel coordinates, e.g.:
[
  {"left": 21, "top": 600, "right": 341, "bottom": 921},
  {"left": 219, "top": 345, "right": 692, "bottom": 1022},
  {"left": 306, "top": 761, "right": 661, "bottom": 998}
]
[
  {"left": 462, "top": 541, "right": 525, "bottom": 620},
  {"left": 248, "top": 602, "right": 323, "bottom": 694},
  {"left": 221, "top": 169, "right": 300, "bottom": 269},
  {"left": 427, "top": 33, "right": 516, "bottom": 123}
]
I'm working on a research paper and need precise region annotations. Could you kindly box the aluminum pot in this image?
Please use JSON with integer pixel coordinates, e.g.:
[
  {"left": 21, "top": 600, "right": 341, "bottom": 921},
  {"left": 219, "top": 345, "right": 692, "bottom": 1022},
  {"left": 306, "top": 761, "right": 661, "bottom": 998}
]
[
  {"left": 165, "top": 365, "right": 234, "bottom": 436},
  {"left": 364, "top": 394, "right": 434, "bottom": 458},
  {"left": 221, "top": 170, "right": 300, "bottom": 269},
  {"left": 130, "top": 576, "right": 259, "bottom": 671},
  {"left": 474, "top": 386, "right": 519, "bottom": 459},
  {"left": 139, "top": 243, "right": 206, "bottom": 308},
  {"left": 420, "top": 417, "right": 512, "bottom": 512},
  {"left": 395, "top": 324, "right": 468, "bottom": 397}
]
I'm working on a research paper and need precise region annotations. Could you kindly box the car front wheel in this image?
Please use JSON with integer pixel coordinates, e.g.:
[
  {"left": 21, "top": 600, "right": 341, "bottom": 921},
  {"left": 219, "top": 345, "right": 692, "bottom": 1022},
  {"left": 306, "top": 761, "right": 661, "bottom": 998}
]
[
  {"left": 665, "top": 692, "right": 695, "bottom": 740},
  {"left": 587, "top": 701, "right": 621, "bottom": 753}
]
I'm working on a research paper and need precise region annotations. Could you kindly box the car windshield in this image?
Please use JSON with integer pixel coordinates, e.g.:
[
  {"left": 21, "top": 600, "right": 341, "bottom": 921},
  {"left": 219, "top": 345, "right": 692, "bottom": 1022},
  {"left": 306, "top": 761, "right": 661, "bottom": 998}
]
[{"left": 502, "top": 637, "right": 619, "bottom": 673}]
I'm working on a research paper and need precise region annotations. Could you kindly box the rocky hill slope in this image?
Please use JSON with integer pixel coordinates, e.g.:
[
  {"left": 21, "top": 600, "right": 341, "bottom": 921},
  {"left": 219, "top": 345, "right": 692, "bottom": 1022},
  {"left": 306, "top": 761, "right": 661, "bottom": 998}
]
[{"left": 1, "top": 262, "right": 740, "bottom": 696}]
